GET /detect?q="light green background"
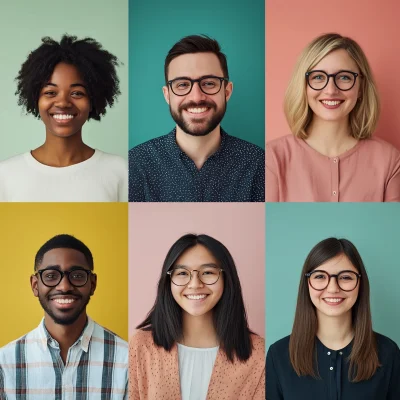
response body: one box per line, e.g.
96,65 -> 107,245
129,0 -> 265,149
0,0 -> 128,161
266,203 -> 400,350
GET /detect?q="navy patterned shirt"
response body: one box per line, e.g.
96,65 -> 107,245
129,129 -> 265,202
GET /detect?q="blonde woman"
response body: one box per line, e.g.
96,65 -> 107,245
266,33 -> 400,202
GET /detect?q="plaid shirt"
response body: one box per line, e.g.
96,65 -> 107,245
0,317 -> 128,400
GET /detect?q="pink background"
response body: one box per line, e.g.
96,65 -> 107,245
266,0 -> 400,149
128,203 -> 265,338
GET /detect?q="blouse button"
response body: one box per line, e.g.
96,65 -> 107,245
330,367 -> 334,371
333,158 -> 338,163
327,352 -> 331,355
333,191 -> 337,196
339,352 -> 343,355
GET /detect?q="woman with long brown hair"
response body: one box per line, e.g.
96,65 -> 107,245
266,238 -> 400,399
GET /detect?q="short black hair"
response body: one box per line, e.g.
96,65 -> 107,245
16,34 -> 121,121
34,234 -> 94,270
164,35 -> 229,84
137,233 -> 253,362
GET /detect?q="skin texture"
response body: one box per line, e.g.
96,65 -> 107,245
38,62 -> 91,139
162,52 -> 233,137
308,254 -> 360,320
30,247 -> 97,363
171,244 -> 224,319
306,49 -> 361,126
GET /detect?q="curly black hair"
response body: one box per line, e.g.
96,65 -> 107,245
15,34 -> 121,121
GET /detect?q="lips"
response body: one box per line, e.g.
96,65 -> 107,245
323,297 -> 345,306
184,294 -> 209,301
319,99 -> 344,109
50,295 -> 80,309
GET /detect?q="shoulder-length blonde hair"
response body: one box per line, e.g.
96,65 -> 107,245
284,33 -> 380,139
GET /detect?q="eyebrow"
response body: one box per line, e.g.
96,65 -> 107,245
43,82 -> 87,89
38,265 -> 89,271
169,75 -> 221,81
174,263 -> 219,269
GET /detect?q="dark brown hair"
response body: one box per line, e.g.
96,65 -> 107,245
289,237 -> 380,382
164,35 -> 229,84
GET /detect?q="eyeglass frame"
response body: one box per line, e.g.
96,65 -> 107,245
305,70 -> 361,91
305,269 -> 361,292
34,267 -> 95,288
167,75 -> 229,96
167,266 -> 224,286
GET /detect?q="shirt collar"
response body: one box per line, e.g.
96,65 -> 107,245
316,336 -> 353,356
168,127 -> 229,158
38,316 -> 95,353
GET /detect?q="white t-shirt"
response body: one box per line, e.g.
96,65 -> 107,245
0,150 -> 128,202
177,343 -> 219,400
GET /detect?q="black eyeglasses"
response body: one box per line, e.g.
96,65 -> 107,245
35,267 -> 94,287
167,266 -> 224,286
305,270 -> 361,291
168,76 -> 228,96
305,70 -> 360,91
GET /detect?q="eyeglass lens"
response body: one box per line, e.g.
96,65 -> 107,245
40,269 -> 89,287
170,77 -> 222,95
170,266 -> 221,285
307,71 -> 356,90
308,271 -> 359,291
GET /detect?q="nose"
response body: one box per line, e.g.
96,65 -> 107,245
187,270 -> 204,289
55,92 -> 72,108
326,276 -> 340,293
187,81 -> 207,102
323,76 -> 339,94
55,273 -> 74,291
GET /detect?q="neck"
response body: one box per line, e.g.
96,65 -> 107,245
181,311 -> 219,348
32,132 -> 94,167
44,312 -> 88,363
316,310 -> 354,350
175,125 -> 221,170
305,118 -> 358,157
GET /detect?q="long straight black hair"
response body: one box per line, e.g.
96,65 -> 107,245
136,233 -> 253,362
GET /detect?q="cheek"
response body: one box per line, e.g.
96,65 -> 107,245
170,283 -> 181,303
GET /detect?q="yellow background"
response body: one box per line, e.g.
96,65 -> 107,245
0,203 -> 128,346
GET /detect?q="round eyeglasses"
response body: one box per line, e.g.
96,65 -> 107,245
167,266 -> 223,286
305,70 -> 360,91
168,76 -> 228,96
305,270 -> 361,292
35,268 -> 93,287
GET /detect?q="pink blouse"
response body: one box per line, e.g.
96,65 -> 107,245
266,135 -> 400,202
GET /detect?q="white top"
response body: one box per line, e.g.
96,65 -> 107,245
177,343 -> 219,400
0,150 -> 128,202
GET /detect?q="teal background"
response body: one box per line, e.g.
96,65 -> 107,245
266,203 -> 400,350
129,0 -> 265,149
0,0 -> 128,161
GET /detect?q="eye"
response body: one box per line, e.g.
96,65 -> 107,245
340,274 -> 355,281
201,80 -> 217,88
312,75 -> 325,81
313,274 -> 327,280
71,91 -> 86,98
43,91 -> 57,96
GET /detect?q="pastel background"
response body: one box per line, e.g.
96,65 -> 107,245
129,203 -> 265,337
129,0 -> 265,149
266,203 -> 400,350
266,0 -> 400,150
0,0 -> 128,161
0,203 -> 128,346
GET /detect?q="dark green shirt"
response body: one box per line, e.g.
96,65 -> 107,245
128,129 -> 265,202
266,333 -> 400,400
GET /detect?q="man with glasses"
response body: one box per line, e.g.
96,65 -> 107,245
129,34 -> 265,202
0,234 -> 128,399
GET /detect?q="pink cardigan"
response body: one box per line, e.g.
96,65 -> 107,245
129,330 -> 265,399
266,134 -> 400,202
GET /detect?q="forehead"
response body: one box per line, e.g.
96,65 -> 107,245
312,49 -> 359,73
48,62 -> 84,83
40,248 -> 88,269
168,52 -> 223,80
313,254 -> 358,274
174,244 -> 219,269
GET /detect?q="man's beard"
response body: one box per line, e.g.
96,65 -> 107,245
39,292 -> 90,326
170,100 -> 227,137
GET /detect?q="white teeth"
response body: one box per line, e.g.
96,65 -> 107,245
52,114 -> 74,120
186,294 -> 207,300
324,298 -> 343,303
187,107 -> 208,114
53,298 -> 75,304
321,100 -> 342,106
